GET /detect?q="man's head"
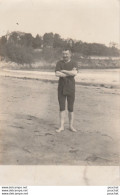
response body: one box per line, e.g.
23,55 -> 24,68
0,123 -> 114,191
62,49 -> 71,62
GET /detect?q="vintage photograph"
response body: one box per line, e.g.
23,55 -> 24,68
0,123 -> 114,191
0,0 -> 120,167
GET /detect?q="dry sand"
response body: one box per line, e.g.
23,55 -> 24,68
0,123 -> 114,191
0,74 -> 120,165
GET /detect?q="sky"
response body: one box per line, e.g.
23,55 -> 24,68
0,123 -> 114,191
0,0 -> 119,46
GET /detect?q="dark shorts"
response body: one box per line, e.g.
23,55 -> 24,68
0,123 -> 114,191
58,87 -> 75,112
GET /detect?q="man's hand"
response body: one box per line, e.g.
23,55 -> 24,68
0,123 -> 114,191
55,71 -> 67,77
61,68 -> 77,76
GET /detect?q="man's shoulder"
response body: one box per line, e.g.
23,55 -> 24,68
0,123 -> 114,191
56,60 -> 64,65
56,60 -> 64,69
55,60 -> 64,71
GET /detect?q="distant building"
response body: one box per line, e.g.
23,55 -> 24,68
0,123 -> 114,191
109,42 -> 120,49
88,56 -> 120,60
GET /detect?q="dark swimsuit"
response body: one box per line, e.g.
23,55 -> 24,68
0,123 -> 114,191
55,60 -> 78,112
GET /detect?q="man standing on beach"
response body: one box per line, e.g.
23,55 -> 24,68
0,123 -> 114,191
55,49 -> 78,133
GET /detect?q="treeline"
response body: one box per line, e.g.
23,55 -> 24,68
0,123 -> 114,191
0,31 -> 120,65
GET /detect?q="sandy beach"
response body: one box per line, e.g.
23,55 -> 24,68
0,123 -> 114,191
0,70 -> 120,165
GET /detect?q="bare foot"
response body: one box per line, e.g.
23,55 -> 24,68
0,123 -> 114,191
69,126 -> 77,132
56,127 -> 64,133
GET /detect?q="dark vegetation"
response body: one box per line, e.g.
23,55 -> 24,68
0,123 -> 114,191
0,31 -> 120,69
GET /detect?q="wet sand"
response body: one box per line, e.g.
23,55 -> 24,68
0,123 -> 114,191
0,76 -> 120,165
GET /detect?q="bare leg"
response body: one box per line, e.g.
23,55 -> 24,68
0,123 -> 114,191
68,112 -> 77,132
56,111 -> 65,133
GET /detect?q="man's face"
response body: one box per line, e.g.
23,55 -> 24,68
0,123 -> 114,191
62,50 -> 71,62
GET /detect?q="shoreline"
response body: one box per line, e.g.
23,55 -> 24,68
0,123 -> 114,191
0,68 -> 120,89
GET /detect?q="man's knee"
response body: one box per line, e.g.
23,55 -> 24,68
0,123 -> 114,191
67,95 -> 74,112
58,98 -> 66,111
68,107 -> 73,112
60,109 -> 65,112
68,101 -> 74,112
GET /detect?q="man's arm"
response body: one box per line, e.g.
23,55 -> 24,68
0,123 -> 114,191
61,68 -> 78,76
55,71 -> 67,77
